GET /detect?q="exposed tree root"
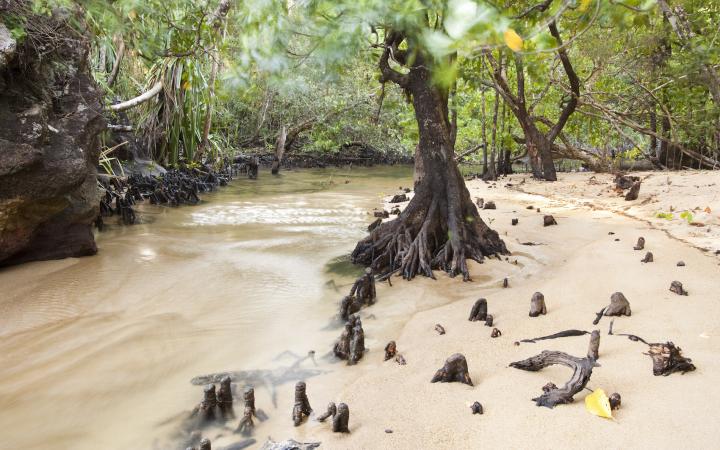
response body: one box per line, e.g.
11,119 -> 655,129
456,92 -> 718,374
352,189 -> 507,281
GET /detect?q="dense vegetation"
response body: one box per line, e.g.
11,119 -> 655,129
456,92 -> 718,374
5,0 -> 719,172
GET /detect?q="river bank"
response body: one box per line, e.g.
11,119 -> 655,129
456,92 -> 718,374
1,168 -> 718,449
295,170 -> 719,449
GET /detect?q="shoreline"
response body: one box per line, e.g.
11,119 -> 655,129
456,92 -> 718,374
277,170 -> 720,449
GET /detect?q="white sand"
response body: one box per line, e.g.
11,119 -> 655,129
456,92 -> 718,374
273,170 -> 720,449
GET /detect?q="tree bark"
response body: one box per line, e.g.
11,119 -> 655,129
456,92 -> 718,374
352,38 -> 507,281
107,34 -> 124,87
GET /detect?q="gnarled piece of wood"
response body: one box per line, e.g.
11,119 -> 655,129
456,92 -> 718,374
509,350 -> 598,408
431,353 -> 473,386
646,342 -> 696,376
529,292 -> 547,317
332,403 -> 350,433
468,298 -> 488,322
316,402 -> 336,422
292,382 -> 312,426
608,322 -> 696,376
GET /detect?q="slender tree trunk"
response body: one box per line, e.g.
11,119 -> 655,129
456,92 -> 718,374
486,88 -> 499,180
481,90 -> 488,174
352,60 -> 507,281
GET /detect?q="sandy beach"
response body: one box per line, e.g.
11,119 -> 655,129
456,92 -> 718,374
278,170 -> 720,449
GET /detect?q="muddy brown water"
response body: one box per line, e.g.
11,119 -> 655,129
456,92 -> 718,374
0,166 -> 413,450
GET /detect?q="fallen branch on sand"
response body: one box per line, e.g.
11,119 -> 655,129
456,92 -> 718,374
608,320 -> 696,376
510,338 -> 599,408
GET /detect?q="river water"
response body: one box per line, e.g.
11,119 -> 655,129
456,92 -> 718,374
0,166 -> 413,450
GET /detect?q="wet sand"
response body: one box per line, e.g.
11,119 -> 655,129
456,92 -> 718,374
1,168 -> 719,449
298,171 -> 720,449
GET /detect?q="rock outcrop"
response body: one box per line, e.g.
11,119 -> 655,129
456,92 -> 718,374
0,4 -> 105,266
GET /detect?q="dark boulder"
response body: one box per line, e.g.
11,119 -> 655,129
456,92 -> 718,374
0,6 -> 105,266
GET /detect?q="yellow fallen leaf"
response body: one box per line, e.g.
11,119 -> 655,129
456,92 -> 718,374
579,0 -> 592,12
504,29 -> 523,52
585,388 -> 613,419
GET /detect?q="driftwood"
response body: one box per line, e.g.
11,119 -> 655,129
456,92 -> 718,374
316,402 -> 336,422
332,403 -> 350,433
350,268 -> 376,306
543,215 -> 557,227
641,252 -> 654,263
470,402 -> 483,414
217,376 -> 235,420
593,292 -> 631,325
670,281 -> 688,296
333,315 -> 365,365
529,292 -> 547,317
491,328 -> 502,338
431,353 -> 473,386
485,315 -> 494,327
633,237 -> 645,250
609,393 -> 621,410
625,181 -> 641,201
483,201 -> 496,210
384,341 -> 397,361
510,345 -> 599,408
468,298 -> 488,322
292,382 -> 312,426
517,329 -> 589,344
435,324 -> 446,335
609,321 -> 696,375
